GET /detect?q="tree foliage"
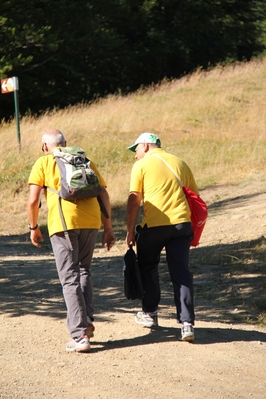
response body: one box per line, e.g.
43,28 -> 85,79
0,0 -> 265,120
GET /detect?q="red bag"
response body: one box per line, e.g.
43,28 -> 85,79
182,186 -> 208,247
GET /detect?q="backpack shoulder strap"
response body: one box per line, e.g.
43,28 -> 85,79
58,197 -> 73,251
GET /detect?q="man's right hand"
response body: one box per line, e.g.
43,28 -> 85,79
126,231 -> 136,247
30,228 -> 43,248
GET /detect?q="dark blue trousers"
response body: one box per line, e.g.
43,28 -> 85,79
136,222 -> 195,325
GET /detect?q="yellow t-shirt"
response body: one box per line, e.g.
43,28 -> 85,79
129,148 -> 199,228
28,152 -> 106,236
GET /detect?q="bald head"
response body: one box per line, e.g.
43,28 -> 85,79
41,129 -> 66,154
42,129 -> 66,147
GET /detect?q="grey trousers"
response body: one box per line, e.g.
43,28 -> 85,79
50,228 -> 98,338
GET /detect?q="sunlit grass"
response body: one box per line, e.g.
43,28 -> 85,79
1,57 -> 266,234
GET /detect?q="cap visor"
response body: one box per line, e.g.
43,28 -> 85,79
127,144 -> 137,152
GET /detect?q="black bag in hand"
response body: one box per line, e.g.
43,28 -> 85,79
123,245 -> 144,300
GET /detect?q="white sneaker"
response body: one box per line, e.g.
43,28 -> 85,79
180,324 -> 195,342
135,311 -> 158,328
66,334 -> 90,352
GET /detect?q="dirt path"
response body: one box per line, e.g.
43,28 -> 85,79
0,181 -> 266,399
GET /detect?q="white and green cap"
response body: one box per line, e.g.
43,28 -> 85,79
127,132 -> 161,152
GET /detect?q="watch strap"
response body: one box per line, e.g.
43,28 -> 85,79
28,224 -> 38,231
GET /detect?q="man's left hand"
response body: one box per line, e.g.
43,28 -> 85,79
102,228 -> 116,251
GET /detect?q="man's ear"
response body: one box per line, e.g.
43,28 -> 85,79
144,143 -> 150,153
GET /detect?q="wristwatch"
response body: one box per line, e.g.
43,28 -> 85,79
28,224 -> 38,230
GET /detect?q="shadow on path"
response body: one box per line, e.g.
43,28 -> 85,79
87,326 -> 266,353
0,194 -> 266,343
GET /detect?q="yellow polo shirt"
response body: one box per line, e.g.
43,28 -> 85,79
28,151 -> 106,236
129,148 -> 199,228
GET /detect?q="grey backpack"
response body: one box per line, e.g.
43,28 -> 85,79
46,146 -> 108,250
49,146 -> 102,200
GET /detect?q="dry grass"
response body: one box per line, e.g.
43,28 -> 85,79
1,57 -> 266,234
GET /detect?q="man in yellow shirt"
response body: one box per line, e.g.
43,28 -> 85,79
126,132 -> 198,342
28,128 -> 115,352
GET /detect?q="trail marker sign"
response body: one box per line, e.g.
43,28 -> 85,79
1,77 -> 19,93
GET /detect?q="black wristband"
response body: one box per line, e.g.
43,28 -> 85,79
28,224 -> 38,231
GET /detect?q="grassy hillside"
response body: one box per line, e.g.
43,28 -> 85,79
1,57 -> 266,235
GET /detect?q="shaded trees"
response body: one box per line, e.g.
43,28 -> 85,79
0,0 -> 265,120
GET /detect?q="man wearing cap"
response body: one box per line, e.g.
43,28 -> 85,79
126,132 -> 199,341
